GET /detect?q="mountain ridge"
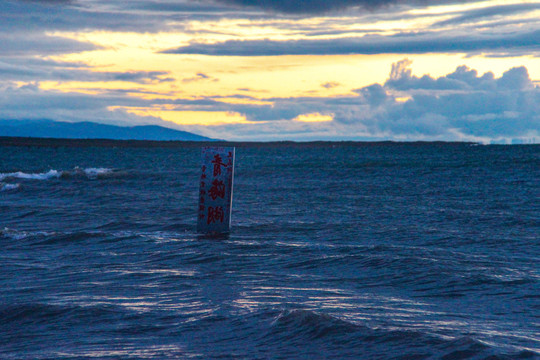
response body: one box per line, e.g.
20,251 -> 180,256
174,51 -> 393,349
0,120 -> 215,141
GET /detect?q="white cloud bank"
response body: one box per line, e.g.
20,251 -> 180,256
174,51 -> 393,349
0,60 -> 538,143
180,61 -> 539,143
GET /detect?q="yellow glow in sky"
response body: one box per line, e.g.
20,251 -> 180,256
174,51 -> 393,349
39,0 -> 540,129
293,113 -> 334,122
109,107 -> 255,126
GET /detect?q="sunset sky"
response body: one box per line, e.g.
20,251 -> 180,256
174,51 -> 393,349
1,0 -> 539,142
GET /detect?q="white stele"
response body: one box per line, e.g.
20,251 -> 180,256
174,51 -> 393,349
197,147 -> 235,234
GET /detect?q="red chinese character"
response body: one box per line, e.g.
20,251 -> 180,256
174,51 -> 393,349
211,154 -> 226,176
208,179 -> 225,200
200,181 -> 205,188
207,206 -> 224,224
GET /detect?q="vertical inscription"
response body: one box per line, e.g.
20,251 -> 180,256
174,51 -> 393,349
197,147 -> 235,233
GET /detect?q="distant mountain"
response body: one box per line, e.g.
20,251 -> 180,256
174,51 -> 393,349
0,119 -> 215,141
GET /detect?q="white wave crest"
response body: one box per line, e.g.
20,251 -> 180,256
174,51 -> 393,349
1,227 -> 54,240
0,168 -> 115,181
82,167 -> 114,179
1,227 -> 28,240
0,170 -> 60,181
0,183 -> 20,191
64,167 -> 115,179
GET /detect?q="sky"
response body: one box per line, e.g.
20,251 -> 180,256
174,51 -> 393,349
0,0 -> 539,142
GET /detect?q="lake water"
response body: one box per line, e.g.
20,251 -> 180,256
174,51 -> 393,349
1,142 -> 538,359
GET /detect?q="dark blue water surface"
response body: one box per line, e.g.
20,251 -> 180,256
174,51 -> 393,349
1,142 -> 538,359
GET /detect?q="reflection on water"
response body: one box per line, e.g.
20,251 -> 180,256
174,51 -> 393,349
1,143 -> 538,359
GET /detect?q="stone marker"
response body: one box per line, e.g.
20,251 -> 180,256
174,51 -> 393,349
197,147 -> 235,234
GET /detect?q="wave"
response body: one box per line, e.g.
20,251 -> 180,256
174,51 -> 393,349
1,228 -> 55,241
1,227 -> 30,240
0,182 -> 20,191
264,309 -> 534,359
270,309 -> 359,341
60,167 -> 115,179
0,169 -> 60,181
0,167 -> 115,181
0,302 -> 125,327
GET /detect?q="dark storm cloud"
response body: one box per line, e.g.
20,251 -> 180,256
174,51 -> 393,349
0,0 -> 180,33
5,0 -> 470,17
123,1 -> 233,14
209,0 -> 469,14
0,34 -> 100,56
0,56 -> 174,84
16,0 -> 72,3
162,30 -> 540,56
433,3 -> 540,27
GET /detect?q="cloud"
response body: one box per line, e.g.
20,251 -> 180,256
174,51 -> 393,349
354,63 -> 539,141
386,59 -> 497,91
0,0 -> 185,33
386,60 -> 537,93
3,0 -> 539,59
163,30 -> 540,56
0,34 -> 100,56
112,71 -> 175,84
432,3 -> 540,27
123,1 -> 233,14
16,0 -> 72,3
175,61 -> 539,142
1,0 -> 539,143
496,67 -> 535,90
321,82 -> 340,89
208,0 -> 470,14
182,72 -> 218,83
3,0 -> 472,18
0,58 -> 174,84
0,82 -> 190,130
1,61 -> 538,143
